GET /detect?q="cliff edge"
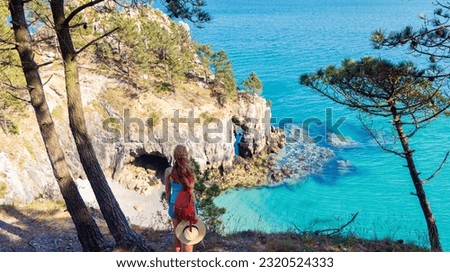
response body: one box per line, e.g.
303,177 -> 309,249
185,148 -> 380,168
0,6 -> 285,206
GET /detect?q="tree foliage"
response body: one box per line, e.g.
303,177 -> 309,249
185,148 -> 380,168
195,43 -> 213,81
89,6 -> 197,91
371,1 -> 450,75
301,57 -> 449,121
191,159 -> 226,234
209,49 -> 237,105
161,0 -> 211,28
0,4 -> 21,83
0,1 -> 27,135
242,71 -> 263,95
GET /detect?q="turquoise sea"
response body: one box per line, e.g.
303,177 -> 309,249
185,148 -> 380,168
190,0 -> 450,250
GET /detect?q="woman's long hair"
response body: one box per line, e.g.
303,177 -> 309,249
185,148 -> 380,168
171,144 -> 193,185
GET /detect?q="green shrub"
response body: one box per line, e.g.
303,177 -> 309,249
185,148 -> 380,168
146,111 -> 161,128
0,181 -> 7,198
191,159 -> 226,234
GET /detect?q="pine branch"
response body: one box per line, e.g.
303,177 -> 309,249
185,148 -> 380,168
75,27 -> 119,55
0,81 -> 30,103
313,212 -> 359,236
4,89 -> 30,103
436,1 -> 450,10
359,116 -> 406,158
422,151 -> 449,184
401,104 -> 450,125
25,15 -> 41,29
64,0 -> 105,26
69,22 -> 87,29
405,113 -> 420,138
0,38 -> 19,47
37,60 -> 55,68
0,60 -> 22,69
42,74 -> 53,87
0,47 -> 15,51
32,35 -> 55,45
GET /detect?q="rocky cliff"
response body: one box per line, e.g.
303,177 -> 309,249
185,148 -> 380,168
0,5 -> 290,205
0,61 -> 285,204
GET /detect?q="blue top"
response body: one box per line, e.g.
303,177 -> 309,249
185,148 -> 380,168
168,181 -> 198,220
168,182 -> 183,219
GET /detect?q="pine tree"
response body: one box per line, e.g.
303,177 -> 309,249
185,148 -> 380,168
242,71 -> 263,95
301,57 -> 450,251
49,0 -> 153,251
8,0 -> 109,251
196,43 -> 214,82
3,0 -> 212,251
162,0 -> 211,28
101,7 -> 197,91
210,49 -> 237,105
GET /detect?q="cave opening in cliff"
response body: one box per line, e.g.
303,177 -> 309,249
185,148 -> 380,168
132,152 -> 170,180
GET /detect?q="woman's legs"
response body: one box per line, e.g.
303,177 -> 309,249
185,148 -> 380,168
172,219 -> 181,252
183,244 -> 193,252
173,219 -> 194,252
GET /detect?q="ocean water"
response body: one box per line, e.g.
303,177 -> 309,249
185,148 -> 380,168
190,0 -> 450,250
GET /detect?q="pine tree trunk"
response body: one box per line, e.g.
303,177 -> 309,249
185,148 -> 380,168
8,0 -> 108,251
390,103 -> 442,251
49,0 -> 151,251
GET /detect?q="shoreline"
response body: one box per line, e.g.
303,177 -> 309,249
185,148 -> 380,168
84,126 -> 337,231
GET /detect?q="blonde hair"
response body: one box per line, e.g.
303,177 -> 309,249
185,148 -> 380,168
171,144 -> 193,185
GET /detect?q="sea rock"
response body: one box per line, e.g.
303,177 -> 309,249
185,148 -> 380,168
337,160 -> 354,174
270,125 -> 335,182
328,133 -> 359,148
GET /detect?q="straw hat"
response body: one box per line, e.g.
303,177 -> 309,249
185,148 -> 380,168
175,219 -> 206,245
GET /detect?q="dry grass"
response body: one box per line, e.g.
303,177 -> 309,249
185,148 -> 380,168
0,201 -> 83,252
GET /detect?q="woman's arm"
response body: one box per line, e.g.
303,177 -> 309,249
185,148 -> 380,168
188,174 -> 198,219
164,167 -> 172,203
187,174 -> 195,194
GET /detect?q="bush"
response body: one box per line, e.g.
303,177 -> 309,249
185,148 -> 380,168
191,159 -> 226,234
0,181 -> 7,199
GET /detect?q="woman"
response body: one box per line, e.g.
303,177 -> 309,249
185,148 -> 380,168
165,144 -> 196,252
